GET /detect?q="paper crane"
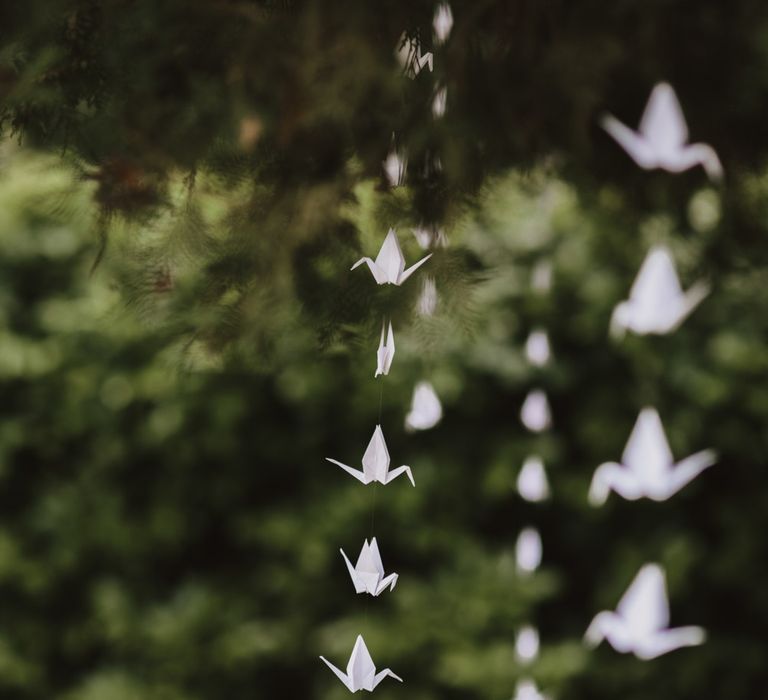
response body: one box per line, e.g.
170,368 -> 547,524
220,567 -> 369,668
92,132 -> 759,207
326,425 -> 415,487
395,31 -> 433,78
416,276 -> 438,317
517,456 -> 550,503
405,381 -> 442,431
340,538 -> 398,596
520,390 -> 552,433
375,320 -> 395,377
585,563 -> 706,659
601,82 -> 723,180
513,678 -> 550,700
320,635 -> 403,692
383,143 -> 407,187
610,245 -> 709,337
588,407 -> 715,505
352,229 -> 432,285
412,225 -> 448,250
515,527 -> 542,575
433,3 -> 453,44
432,83 -> 448,118
515,625 -> 540,664
525,329 -> 551,367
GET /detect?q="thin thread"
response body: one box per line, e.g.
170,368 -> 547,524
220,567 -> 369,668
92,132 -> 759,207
371,381 -> 383,537
365,381 -> 385,629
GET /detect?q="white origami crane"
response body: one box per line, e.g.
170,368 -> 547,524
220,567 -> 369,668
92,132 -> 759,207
584,563 -> 706,659
513,678 -> 550,700
515,625 -> 540,664
383,144 -> 407,187
416,276 -> 438,317
531,260 -> 553,294
352,229 -> 432,286
395,32 -> 433,78
320,635 -> 403,692
433,3 -> 453,44
601,82 -> 723,180
610,245 -> 709,337
326,425 -> 415,487
340,538 -> 398,596
588,407 -> 716,505
432,84 -> 447,118
517,456 -> 550,503
515,527 -> 542,575
525,330 -> 551,367
520,390 -> 552,433
412,225 -> 448,250
405,381 -> 443,431
375,320 -> 395,377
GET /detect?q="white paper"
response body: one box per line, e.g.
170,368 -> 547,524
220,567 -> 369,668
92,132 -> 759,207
352,229 -> 432,286
375,320 -> 396,377
517,456 -> 550,503
383,142 -> 407,188
327,425 -> 415,487
412,225 -> 448,250
585,563 -> 706,659
320,635 -> 403,692
395,32 -> 434,78
525,330 -> 551,367
405,381 -> 443,431
416,276 -> 438,317
433,3 -> 453,44
513,678 -> 550,700
601,82 -> 722,180
432,84 -> 447,119
588,407 -> 716,505
340,538 -> 398,596
515,625 -> 540,664
610,245 -> 709,337
520,390 -> 552,433
515,527 -> 542,575
531,260 -> 553,294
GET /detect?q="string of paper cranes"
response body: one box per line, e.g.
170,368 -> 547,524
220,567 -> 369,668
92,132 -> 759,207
320,2 -> 721,693
320,6 -> 452,686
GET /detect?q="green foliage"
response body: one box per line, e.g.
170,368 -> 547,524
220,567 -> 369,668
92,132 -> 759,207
2,2 -> 768,698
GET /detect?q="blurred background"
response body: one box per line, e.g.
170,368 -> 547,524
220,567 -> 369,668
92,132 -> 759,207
1,1 -> 768,698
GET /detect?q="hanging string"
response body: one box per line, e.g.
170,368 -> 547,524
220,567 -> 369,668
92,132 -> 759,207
370,380 -> 384,538
364,379 -> 386,628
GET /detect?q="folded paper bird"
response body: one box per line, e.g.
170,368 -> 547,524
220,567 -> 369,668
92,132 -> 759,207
340,538 -> 398,596
375,320 -> 395,377
584,563 -> 705,659
326,425 -> 415,486
520,390 -> 552,433
517,456 -> 550,503
395,31 -> 433,78
352,229 -> 432,285
601,82 -> 722,180
320,635 -> 403,692
405,381 -> 442,431
383,144 -> 407,187
416,276 -> 438,317
515,625 -> 540,664
610,245 -> 709,337
412,225 -> 447,250
513,678 -> 550,700
525,329 -> 551,367
588,407 -> 715,505
515,527 -> 542,575
432,84 -> 447,119
433,3 -> 453,44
